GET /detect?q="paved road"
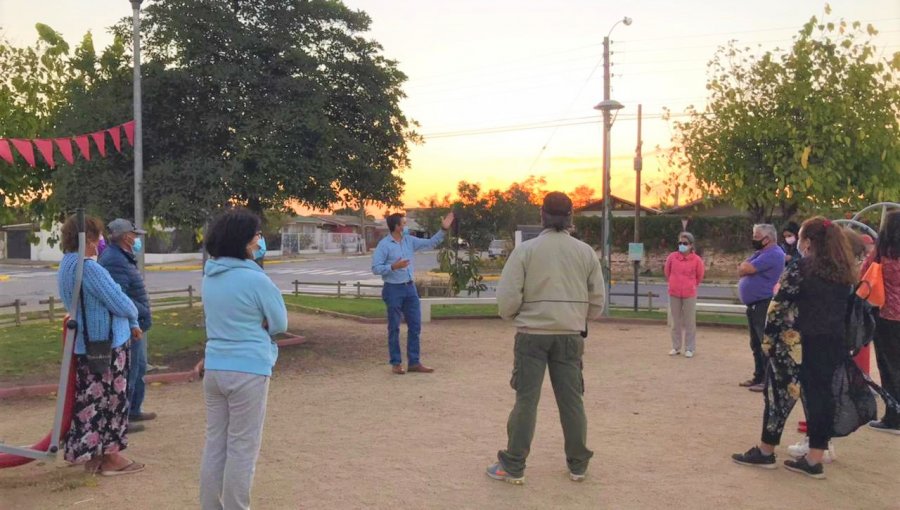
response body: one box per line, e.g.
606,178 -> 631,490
1,253 -> 742,312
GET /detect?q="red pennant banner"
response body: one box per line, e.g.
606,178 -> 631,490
11,139 -> 36,167
0,139 -> 13,165
0,120 -> 133,168
123,121 -> 135,147
55,138 -> 75,165
108,125 -> 122,153
74,135 -> 92,161
90,131 -> 107,157
33,139 -> 56,168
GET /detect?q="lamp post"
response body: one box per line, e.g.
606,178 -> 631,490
130,0 -> 145,273
593,16 -> 631,317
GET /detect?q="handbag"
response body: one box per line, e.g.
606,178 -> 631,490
845,283 -> 877,356
80,287 -> 113,374
856,260 -> 885,308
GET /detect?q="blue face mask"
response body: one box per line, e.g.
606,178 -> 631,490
132,237 -> 143,253
678,244 -> 689,254
402,226 -> 410,236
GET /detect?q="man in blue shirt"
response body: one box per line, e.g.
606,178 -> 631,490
737,223 -> 785,392
372,211 -> 454,374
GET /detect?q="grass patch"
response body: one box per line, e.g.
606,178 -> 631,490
0,307 -> 206,379
284,295 -> 386,318
609,308 -> 746,325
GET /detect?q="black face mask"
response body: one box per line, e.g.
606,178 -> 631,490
752,239 -> 766,250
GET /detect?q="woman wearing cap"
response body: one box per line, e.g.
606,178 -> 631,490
664,232 -> 704,358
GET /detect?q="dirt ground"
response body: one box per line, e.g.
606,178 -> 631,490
1,312 -> 898,510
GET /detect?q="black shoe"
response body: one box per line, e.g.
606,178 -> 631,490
128,423 -> 146,434
732,446 -> 777,469
868,420 -> 900,435
784,456 -> 825,479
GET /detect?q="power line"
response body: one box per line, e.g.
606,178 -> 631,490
422,113 -> 684,139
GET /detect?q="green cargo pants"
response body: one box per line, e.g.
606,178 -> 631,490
497,332 -> 593,477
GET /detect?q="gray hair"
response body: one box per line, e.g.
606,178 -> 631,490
753,224 -> 778,242
679,231 -> 695,245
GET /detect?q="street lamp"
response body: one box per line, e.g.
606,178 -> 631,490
130,0 -> 145,273
593,16 -> 631,317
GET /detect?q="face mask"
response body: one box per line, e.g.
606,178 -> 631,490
132,237 -> 143,253
678,244 -> 690,254
402,226 -> 410,236
784,236 -> 796,245
752,239 -> 765,250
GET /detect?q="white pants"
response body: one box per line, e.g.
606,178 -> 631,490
200,370 -> 270,510
668,296 -> 697,352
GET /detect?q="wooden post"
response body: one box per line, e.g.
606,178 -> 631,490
14,299 -> 21,326
647,291 -> 653,312
48,296 -> 56,322
337,281 -> 342,298
355,281 -> 361,298
293,280 -> 299,296
187,285 -> 194,308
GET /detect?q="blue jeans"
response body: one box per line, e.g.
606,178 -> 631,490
382,282 -> 421,366
128,335 -> 147,417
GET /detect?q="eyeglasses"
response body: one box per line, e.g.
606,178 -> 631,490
678,241 -> 690,246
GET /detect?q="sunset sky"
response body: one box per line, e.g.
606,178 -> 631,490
2,0 -> 898,211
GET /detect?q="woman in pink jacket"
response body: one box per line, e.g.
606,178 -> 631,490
665,232 -> 705,358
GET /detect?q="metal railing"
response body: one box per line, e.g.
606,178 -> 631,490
0,286 -> 198,328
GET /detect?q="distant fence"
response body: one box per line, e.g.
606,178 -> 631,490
0,286 -> 198,328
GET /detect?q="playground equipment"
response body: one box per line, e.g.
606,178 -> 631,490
0,210 -> 87,468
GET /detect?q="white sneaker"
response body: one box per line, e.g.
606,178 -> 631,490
668,349 -> 680,356
787,437 -> 836,464
685,351 -> 694,358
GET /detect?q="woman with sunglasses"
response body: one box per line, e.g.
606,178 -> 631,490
664,232 -> 705,358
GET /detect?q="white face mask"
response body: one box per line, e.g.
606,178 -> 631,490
784,236 -> 796,245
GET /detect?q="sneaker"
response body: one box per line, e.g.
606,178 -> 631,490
731,446 -> 777,469
486,463 -> 524,485
739,378 -> 759,387
669,349 -> 680,356
786,437 -> 836,464
569,471 -> 586,482
784,456 -> 825,479
748,383 -> 765,392
868,420 -> 900,435
684,351 -> 694,358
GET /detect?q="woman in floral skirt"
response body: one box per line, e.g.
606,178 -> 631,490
57,214 -> 144,476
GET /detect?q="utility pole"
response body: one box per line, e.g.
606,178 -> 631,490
601,35 -> 612,316
633,104 -> 643,312
131,0 -> 145,273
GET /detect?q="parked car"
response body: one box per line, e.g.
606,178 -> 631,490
488,239 -> 511,259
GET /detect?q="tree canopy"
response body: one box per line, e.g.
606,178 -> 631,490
667,10 -> 900,221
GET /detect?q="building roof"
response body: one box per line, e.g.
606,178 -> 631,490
576,195 -> 661,214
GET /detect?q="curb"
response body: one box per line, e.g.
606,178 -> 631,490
0,334 -> 307,400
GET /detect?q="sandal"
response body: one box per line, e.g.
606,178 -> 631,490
100,460 -> 146,477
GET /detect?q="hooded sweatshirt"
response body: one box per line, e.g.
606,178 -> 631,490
202,257 -> 288,376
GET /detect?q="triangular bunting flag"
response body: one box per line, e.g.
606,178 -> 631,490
74,135 -> 92,161
0,139 -> 13,165
90,131 -> 107,157
55,138 -> 75,165
11,139 -> 36,167
108,125 -> 122,153
123,121 -> 135,146
34,139 -> 56,168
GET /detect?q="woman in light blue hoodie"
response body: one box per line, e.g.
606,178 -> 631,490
199,208 -> 287,510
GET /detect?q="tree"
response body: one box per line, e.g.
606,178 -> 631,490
415,194 -> 452,235
0,25 -> 75,224
667,10 -> 900,221
569,185 -> 596,210
34,0 -> 416,230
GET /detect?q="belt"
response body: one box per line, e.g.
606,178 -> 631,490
386,280 -> 414,285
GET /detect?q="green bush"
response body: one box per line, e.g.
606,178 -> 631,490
573,215 -> 755,253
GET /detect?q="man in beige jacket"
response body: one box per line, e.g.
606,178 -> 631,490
486,191 -> 605,485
